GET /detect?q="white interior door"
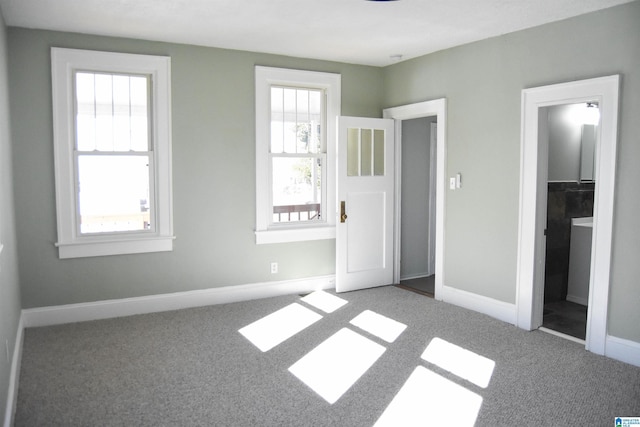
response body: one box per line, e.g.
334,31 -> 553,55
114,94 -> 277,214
336,116 -> 395,292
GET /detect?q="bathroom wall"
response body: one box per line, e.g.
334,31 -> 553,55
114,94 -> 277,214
544,181 -> 594,303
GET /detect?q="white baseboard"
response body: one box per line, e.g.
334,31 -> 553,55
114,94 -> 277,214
22,275 -> 335,328
566,294 -> 588,306
3,315 -> 23,427
441,285 -> 517,325
606,335 -> 640,367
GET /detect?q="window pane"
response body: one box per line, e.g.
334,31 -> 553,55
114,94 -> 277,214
271,87 -> 323,155
296,90 -> 309,153
297,89 -> 309,117
283,88 -> 297,153
347,128 -> 359,176
309,90 -> 322,153
77,155 -> 151,234
296,123 -> 311,153
129,76 -> 149,151
76,73 -> 96,151
112,75 -> 131,151
94,74 -> 114,151
272,157 -> 322,223
361,128 -> 372,176
270,87 -> 284,153
374,129 -> 385,176
75,72 -> 149,152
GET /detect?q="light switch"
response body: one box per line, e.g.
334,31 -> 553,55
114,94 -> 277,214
449,177 -> 456,190
456,173 -> 462,189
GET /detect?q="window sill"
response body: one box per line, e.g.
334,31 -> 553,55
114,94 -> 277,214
56,235 -> 175,259
255,226 -> 336,244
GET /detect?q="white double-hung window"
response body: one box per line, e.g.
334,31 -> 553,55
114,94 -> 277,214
51,48 -> 173,258
255,66 -> 341,244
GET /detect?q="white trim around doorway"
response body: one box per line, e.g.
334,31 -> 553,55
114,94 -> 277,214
383,99 -> 447,301
515,75 -> 620,355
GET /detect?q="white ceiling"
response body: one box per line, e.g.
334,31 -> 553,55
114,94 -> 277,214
0,0 -> 634,66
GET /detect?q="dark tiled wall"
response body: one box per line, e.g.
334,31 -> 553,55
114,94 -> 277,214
544,182 -> 595,303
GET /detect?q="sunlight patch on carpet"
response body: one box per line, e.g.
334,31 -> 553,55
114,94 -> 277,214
374,366 -> 482,427
349,310 -> 407,343
421,337 -> 495,388
300,290 -> 348,313
289,328 -> 385,404
239,303 -> 322,352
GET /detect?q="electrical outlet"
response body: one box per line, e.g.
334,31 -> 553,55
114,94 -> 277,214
270,262 -> 278,274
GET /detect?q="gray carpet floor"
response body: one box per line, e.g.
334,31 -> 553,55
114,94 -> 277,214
14,286 -> 640,426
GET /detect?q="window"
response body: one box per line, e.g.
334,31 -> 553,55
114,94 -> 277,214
255,66 -> 341,244
51,48 -> 173,258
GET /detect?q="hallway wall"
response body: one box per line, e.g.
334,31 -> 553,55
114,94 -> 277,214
400,116 -> 436,280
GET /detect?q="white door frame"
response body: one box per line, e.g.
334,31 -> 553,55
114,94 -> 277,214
383,99 -> 447,300
516,75 -> 619,355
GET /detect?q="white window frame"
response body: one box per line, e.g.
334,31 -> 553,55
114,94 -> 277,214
255,66 -> 340,244
51,48 -> 173,258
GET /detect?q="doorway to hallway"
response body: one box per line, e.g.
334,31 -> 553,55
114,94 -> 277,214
383,98 -> 447,302
397,116 -> 437,298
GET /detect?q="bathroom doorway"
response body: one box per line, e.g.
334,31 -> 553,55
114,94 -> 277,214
516,75 -> 619,356
540,103 -> 598,341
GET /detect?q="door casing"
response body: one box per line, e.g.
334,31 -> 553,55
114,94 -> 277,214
516,75 -> 619,355
383,99 -> 447,300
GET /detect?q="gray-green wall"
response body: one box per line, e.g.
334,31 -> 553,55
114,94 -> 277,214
0,9 -> 22,422
8,28 -> 384,309
383,1 -> 640,342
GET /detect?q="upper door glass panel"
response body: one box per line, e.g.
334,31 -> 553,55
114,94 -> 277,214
347,127 -> 385,176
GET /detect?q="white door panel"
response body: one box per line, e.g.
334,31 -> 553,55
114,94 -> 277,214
347,191 -> 386,272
